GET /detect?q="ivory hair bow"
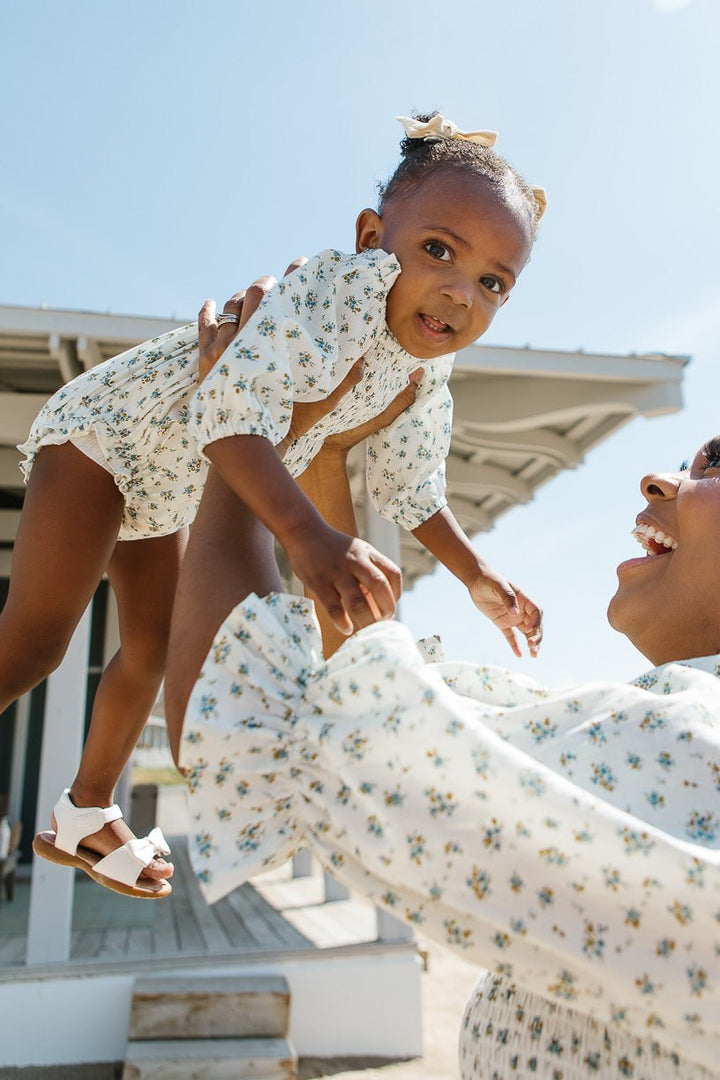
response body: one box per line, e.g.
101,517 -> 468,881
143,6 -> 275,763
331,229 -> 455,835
396,114 -> 547,220
396,114 -> 498,147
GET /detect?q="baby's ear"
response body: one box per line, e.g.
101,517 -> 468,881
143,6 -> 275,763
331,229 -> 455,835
355,208 -> 383,253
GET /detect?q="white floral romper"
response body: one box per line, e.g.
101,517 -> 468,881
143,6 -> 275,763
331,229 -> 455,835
181,593 -> 720,1077
19,250 -> 453,539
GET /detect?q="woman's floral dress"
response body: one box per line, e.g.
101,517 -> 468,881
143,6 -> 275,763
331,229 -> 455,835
18,250 -> 452,538
181,593 -> 720,1077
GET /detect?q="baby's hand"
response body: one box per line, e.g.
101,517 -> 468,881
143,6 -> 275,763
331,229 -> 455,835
468,566 -> 543,659
285,524 -> 402,636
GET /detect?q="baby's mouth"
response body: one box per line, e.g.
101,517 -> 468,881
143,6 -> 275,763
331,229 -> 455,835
419,313 -> 453,335
632,523 -> 678,555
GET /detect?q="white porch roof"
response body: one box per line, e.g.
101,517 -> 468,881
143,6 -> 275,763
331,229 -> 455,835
0,303 -> 687,583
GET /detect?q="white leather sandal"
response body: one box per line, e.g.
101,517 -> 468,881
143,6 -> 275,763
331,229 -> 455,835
32,789 -> 172,899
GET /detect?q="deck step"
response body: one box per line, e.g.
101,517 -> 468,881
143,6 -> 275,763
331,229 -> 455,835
123,1036 -> 297,1079
129,975 -> 290,1040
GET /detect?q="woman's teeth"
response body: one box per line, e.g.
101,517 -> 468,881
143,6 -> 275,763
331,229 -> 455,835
632,523 -> 678,553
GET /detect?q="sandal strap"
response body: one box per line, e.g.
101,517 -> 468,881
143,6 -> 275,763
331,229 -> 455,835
92,827 -> 171,888
53,788 -> 123,856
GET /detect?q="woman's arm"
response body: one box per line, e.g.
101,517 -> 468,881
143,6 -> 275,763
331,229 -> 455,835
295,372 -> 421,656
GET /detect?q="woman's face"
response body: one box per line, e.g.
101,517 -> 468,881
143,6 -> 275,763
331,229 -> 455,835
608,434 -> 720,664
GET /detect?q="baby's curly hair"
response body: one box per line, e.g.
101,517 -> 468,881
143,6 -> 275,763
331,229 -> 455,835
378,112 -> 543,234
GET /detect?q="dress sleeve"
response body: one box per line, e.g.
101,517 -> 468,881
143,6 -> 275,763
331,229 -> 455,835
190,249 -> 400,455
365,361 -> 453,530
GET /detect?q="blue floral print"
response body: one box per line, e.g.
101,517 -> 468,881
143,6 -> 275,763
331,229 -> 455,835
19,251 -> 451,537
181,594 -> 720,1076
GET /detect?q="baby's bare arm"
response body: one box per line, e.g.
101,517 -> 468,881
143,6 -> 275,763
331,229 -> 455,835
413,507 -> 543,658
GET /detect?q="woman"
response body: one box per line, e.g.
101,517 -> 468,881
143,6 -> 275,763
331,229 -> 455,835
165,314 -> 720,1075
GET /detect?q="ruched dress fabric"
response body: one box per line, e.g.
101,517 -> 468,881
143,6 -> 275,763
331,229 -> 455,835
18,249 -> 452,539
181,593 -> 720,1076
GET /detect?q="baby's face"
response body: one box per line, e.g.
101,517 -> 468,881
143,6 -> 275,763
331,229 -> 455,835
357,170 -> 533,360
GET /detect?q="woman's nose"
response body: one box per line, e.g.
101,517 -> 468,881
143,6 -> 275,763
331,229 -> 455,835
640,471 -> 680,501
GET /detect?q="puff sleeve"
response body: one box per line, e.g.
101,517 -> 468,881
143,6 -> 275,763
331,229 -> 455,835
190,249 -> 401,455
365,357 -> 454,530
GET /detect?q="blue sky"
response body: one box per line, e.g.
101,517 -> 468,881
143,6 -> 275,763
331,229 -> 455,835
2,0 -> 718,683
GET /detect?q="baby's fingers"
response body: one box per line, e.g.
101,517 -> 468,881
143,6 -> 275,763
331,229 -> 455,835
368,549 -> 403,603
510,585 -> 543,657
331,554 -> 400,633
499,625 -> 522,660
488,574 -> 520,618
339,566 -> 398,628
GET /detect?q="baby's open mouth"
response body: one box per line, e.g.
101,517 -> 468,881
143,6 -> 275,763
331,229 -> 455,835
419,314 -> 452,334
632,523 -> 677,555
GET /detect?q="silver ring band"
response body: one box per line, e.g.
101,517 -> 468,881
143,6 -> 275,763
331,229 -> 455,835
216,312 -> 240,326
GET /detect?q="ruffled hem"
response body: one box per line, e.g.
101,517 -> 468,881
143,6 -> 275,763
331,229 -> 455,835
460,973 -> 716,1079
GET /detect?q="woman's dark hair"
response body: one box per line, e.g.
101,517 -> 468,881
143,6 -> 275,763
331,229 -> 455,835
377,112 -> 543,234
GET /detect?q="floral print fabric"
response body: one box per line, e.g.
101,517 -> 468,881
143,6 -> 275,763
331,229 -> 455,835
18,324 -> 207,539
460,973 -> 716,1078
190,249 -> 453,530
181,593 -> 720,1073
19,250 -> 452,539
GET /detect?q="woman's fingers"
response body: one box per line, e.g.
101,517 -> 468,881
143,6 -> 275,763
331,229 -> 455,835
323,368 -> 423,451
198,298 -> 218,344
216,290 -> 246,348
200,259 -> 305,387
283,257 -> 308,277
282,360 -> 365,451
238,275 -> 276,329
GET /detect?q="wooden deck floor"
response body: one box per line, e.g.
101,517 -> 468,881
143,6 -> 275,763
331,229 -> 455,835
0,838 -> 377,970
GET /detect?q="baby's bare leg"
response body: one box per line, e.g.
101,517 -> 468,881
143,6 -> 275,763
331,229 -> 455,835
68,530 -> 187,880
164,469 -> 282,765
0,443 -> 123,710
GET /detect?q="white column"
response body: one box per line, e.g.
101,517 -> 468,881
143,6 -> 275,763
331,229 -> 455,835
292,849 -> 313,878
364,502 -> 402,604
323,869 -> 350,902
8,693 -> 30,820
26,605 -> 92,965
376,906 -> 415,942
103,589 -> 132,818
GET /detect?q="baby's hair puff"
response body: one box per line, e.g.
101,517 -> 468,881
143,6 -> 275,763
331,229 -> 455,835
378,111 -> 546,235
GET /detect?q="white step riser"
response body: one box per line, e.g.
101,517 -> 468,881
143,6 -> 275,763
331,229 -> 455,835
129,975 -> 290,1040
123,1037 -> 297,1080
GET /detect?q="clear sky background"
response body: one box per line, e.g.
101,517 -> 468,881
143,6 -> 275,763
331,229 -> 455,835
1,0 -> 718,685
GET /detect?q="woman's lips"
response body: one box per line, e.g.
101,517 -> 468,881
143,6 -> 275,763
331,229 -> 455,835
616,552 -> 669,574
617,522 -> 678,574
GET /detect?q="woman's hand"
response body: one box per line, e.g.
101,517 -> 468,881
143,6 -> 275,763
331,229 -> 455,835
197,258 -> 306,382
200,267 -> 423,453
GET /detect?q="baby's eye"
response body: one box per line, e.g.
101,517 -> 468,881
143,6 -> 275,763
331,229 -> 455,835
424,241 -> 451,262
480,275 -> 503,295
